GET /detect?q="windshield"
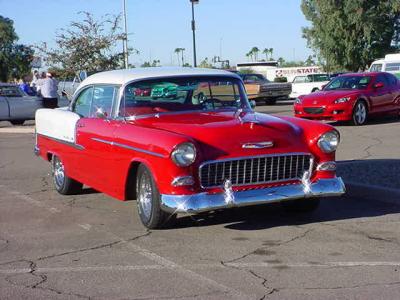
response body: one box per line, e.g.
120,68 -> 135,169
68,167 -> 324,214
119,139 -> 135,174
312,74 -> 330,82
240,74 -> 269,83
119,76 -> 249,119
324,76 -> 371,91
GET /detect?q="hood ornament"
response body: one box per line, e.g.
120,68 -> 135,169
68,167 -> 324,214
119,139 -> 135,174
242,141 -> 274,149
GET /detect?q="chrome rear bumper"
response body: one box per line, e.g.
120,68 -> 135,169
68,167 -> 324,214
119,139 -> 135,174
160,177 -> 345,214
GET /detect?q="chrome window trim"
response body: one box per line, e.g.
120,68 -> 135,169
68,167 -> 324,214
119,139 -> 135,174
198,152 -> 314,189
91,137 -> 165,158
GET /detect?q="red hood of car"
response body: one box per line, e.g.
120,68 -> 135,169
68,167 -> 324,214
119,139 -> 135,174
131,111 -> 308,160
299,90 -> 360,105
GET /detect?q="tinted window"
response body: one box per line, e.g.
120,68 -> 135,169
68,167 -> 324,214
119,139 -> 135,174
73,87 -> 93,117
370,64 -> 382,72
243,74 -> 268,83
293,76 -> 309,83
89,86 -> 118,118
325,76 -> 371,90
0,86 -> 25,97
385,63 -> 400,72
312,74 -> 330,82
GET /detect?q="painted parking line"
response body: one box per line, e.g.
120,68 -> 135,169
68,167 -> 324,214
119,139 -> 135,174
2,261 -> 400,275
0,127 -> 35,134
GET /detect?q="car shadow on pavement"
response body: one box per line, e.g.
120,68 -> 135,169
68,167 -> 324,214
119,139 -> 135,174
174,159 -> 400,230
332,114 -> 400,127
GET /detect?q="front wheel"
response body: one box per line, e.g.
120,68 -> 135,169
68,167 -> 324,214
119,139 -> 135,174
264,98 -> 277,105
52,155 -> 83,195
136,165 -> 175,229
352,101 -> 368,125
282,198 -> 320,212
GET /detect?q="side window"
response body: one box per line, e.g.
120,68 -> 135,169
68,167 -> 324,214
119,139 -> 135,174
370,64 -> 382,72
89,85 -> 117,118
73,87 -> 93,117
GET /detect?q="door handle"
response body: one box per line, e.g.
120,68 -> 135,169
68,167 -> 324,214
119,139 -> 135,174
77,123 -> 85,128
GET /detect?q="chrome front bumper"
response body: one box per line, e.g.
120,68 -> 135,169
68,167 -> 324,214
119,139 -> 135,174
160,177 -> 345,214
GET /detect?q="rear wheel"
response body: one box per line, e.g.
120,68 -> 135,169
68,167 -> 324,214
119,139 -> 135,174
52,155 -> 83,195
136,164 -> 175,229
311,88 -> 319,93
10,120 -> 25,125
352,101 -> 368,125
282,198 -> 320,212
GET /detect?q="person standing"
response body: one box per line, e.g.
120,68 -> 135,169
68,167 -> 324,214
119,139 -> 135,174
40,72 -> 59,108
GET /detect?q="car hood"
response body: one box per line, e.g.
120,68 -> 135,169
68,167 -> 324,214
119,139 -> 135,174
131,111 -> 308,160
299,90 -> 360,105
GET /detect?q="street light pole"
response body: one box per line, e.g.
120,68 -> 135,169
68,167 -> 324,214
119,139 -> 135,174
190,0 -> 199,67
122,0 -> 129,69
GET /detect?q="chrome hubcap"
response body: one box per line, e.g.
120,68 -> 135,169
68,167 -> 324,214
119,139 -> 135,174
355,103 -> 366,124
53,158 -> 65,188
138,173 -> 153,220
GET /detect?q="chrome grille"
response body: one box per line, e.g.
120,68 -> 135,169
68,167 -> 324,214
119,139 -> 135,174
199,154 -> 312,188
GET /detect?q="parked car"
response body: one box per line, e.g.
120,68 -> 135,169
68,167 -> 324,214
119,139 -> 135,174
294,72 -> 400,125
238,73 -> 292,105
35,67 -> 345,229
369,53 -> 400,79
150,83 -> 178,99
290,73 -> 331,98
0,83 -> 69,125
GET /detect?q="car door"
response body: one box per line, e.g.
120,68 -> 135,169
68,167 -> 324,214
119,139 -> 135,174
369,74 -> 392,112
73,85 -> 120,196
6,87 -> 42,119
384,73 -> 400,111
0,93 -> 9,120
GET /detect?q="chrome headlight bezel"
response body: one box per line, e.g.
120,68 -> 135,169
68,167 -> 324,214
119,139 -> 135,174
317,130 -> 340,153
334,97 -> 350,104
171,142 -> 197,167
294,98 -> 302,104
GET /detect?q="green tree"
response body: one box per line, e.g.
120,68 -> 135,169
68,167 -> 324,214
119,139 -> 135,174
199,57 -> 213,68
250,47 -> 260,61
0,16 -> 33,81
141,59 -> 161,67
174,48 -> 185,66
301,0 -> 400,71
36,12 -> 131,76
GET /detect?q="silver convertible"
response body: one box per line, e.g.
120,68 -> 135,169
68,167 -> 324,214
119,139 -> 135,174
0,83 -> 69,125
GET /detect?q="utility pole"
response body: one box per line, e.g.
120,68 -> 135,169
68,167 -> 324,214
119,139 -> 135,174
190,0 -> 199,67
122,0 -> 129,69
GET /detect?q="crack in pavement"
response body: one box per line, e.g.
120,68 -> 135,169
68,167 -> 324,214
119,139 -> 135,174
358,134 -> 383,159
220,228 -> 313,298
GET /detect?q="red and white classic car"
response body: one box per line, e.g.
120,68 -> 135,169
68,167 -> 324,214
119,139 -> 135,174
35,68 -> 345,228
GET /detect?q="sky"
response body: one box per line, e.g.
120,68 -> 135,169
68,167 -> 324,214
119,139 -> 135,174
0,0 -> 314,67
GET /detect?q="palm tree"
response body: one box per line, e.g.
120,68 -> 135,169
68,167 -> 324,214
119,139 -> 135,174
277,57 -> 285,66
262,48 -> 269,60
269,48 -> 274,60
174,48 -> 185,66
246,51 -> 253,61
251,47 -> 260,61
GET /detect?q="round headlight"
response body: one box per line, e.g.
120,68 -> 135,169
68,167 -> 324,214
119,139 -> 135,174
317,130 -> 340,153
171,142 -> 196,167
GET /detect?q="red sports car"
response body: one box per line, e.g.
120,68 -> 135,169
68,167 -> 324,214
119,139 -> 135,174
294,72 -> 400,125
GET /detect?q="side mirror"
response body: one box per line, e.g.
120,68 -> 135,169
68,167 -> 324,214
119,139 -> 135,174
250,100 -> 256,109
78,71 -> 88,82
374,82 -> 384,89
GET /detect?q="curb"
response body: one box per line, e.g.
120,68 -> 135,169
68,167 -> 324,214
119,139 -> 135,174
345,181 -> 400,206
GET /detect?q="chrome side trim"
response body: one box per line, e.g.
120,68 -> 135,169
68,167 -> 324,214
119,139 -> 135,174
91,137 -> 165,158
37,133 -> 85,150
160,177 -> 346,214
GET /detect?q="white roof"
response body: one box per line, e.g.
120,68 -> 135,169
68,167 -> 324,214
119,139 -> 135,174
80,67 -> 239,87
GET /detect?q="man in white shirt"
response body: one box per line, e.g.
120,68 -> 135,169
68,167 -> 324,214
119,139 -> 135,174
40,72 -> 59,108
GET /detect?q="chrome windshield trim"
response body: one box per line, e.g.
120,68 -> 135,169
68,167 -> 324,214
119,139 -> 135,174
91,137 -> 165,158
37,133 -> 85,150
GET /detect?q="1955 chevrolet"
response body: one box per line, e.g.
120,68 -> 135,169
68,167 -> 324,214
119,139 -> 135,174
35,67 -> 345,228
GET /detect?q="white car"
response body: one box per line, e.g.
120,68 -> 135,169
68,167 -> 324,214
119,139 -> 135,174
369,53 -> 400,79
290,74 -> 330,98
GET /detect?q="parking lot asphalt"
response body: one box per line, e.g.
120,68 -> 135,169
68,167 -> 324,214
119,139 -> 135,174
1,101 -> 400,299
